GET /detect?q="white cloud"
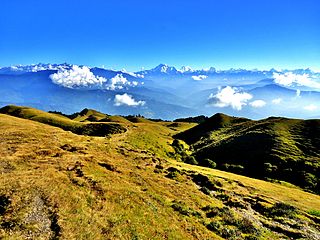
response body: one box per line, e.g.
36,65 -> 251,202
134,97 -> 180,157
50,65 -> 106,88
272,98 -> 282,104
106,74 -> 140,90
107,74 -> 128,90
249,100 -> 266,108
114,93 -> 145,107
296,89 -> 301,98
209,86 -> 252,110
192,75 -> 207,81
304,104 -> 317,111
273,72 -> 320,89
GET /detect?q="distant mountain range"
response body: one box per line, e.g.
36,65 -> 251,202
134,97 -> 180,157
0,63 -> 319,119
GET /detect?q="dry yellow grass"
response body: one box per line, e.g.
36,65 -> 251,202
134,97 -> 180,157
0,114 -> 219,239
0,113 -> 319,239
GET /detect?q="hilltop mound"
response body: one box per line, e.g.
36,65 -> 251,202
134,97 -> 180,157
0,105 -> 126,137
175,114 -> 320,193
124,116 -> 155,123
60,108 -> 132,124
72,108 -> 108,122
175,113 -> 250,144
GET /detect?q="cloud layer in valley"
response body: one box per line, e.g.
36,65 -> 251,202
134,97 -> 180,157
272,98 -> 282,104
304,104 -> 317,111
249,100 -> 266,108
114,93 -> 145,107
192,75 -> 207,81
273,72 -> 320,89
209,86 -> 253,110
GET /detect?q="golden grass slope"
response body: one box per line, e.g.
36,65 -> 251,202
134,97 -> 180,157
0,113 -> 319,239
0,105 -> 127,137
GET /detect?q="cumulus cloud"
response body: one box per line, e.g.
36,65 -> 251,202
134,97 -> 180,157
209,86 -> 252,110
50,65 -> 106,88
106,74 -> 140,90
304,104 -> 317,111
114,93 -> 145,107
192,75 -> 207,81
273,72 -> 320,89
272,98 -> 282,104
107,74 -> 128,90
249,100 -> 266,108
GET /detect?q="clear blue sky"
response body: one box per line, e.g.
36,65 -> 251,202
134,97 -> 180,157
0,0 -> 319,71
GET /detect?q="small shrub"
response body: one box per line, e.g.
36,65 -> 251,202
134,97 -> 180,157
202,158 -> 217,168
221,209 -> 237,225
0,195 -> 10,215
225,198 -> 247,209
236,217 -> 260,234
221,163 -> 230,170
166,167 -> 182,180
263,162 -> 277,175
206,221 -> 221,232
307,209 -> 320,217
229,164 -> 245,174
172,139 -> 185,154
221,163 -> 245,174
183,156 -> 198,165
245,235 -> 259,240
200,186 -> 211,195
166,171 -> 179,179
268,202 -> 296,217
220,226 -> 242,239
171,201 -> 201,217
203,206 -> 221,218
216,192 -> 231,202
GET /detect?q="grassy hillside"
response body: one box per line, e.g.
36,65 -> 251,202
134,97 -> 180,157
175,114 -> 320,193
0,105 -> 127,137
0,109 -> 319,239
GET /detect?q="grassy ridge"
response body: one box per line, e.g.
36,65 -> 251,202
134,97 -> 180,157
0,105 -> 127,137
175,114 -> 320,193
69,108 -> 132,124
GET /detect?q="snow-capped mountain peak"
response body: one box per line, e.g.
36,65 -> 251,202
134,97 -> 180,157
0,63 -> 74,73
150,64 -> 178,74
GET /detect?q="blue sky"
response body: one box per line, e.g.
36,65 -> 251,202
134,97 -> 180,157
0,0 -> 319,71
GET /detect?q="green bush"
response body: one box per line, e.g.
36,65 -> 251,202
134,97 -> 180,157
236,217 -> 260,234
165,167 -> 181,180
183,156 -> 198,165
206,221 -> 221,232
202,158 -> 217,168
268,202 -> 296,217
307,209 -> 320,217
171,201 -> 201,217
172,139 -> 184,153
